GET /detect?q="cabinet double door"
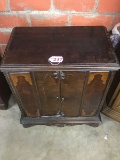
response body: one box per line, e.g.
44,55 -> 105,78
35,71 -> 85,117
9,71 -> 109,118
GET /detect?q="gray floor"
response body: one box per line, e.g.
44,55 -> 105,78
0,96 -> 120,160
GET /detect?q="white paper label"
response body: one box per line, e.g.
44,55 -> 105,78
48,56 -> 63,63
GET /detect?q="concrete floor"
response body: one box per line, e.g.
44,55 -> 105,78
0,96 -> 120,160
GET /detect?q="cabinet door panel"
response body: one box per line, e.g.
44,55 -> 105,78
61,72 -> 86,117
81,72 -> 109,116
34,72 -> 60,116
10,73 -> 40,117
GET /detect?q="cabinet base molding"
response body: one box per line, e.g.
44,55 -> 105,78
21,115 -> 101,128
0,104 -> 7,110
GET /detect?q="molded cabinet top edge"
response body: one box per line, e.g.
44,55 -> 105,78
1,26 -> 120,69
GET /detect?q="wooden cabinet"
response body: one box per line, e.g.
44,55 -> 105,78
102,70 -> 120,122
0,57 -> 11,109
1,27 -> 119,127
102,42 -> 120,122
0,72 -> 11,109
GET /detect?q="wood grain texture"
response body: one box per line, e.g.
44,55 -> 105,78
108,82 -> 120,107
34,72 -> 60,116
112,91 -> 120,112
1,26 -> 119,68
81,72 -> 109,116
61,71 -> 86,117
102,105 -> 120,123
10,73 -> 40,117
106,72 -> 120,114
21,115 -> 101,126
10,73 -> 32,86
0,26 -> 119,127
87,72 -> 108,85
102,41 -> 120,123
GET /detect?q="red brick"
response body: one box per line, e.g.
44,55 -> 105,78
0,0 -> 7,11
98,0 -> 120,13
1,44 -> 7,54
0,32 -> 10,44
10,0 -> 51,11
30,14 -> 68,26
71,15 -> 113,29
54,0 -> 95,12
0,14 -> 29,28
112,16 -> 120,28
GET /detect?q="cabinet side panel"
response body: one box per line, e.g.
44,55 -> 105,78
0,72 -> 11,109
61,71 -> 86,117
0,97 -> 5,109
34,72 -> 60,116
81,72 -> 109,117
112,88 -> 120,113
106,70 -> 120,106
10,73 -> 40,117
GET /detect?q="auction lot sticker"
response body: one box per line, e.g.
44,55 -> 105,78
48,56 -> 63,65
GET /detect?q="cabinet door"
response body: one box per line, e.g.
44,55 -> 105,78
61,71 -> 86,117
34,72 -> 60,116
81,72 -> 109,116
10,73 -> 40,117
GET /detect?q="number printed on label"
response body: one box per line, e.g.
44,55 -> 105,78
48,56 -> 63,63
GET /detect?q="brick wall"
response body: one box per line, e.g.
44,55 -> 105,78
0,0 -> 120,56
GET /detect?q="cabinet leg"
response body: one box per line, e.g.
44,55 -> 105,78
87,123 -> 99,127
22,124 -> 34,128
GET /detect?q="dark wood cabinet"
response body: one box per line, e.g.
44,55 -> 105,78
102,42 -> 120,122
1,26 -> 119,127
0,57 -> 11,109
0,72 -> 11,109
102,70 -> 120,122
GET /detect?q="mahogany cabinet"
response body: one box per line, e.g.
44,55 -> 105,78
0,26 -> 119,127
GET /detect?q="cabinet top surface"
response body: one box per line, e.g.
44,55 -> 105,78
1,26 -> 119,70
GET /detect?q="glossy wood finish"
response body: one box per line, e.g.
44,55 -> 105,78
34,72 -> 60,116
10,73 -> 40,117
81,72 -> 109,116
0,27 -> 119,127
1,26 -> 119,71
102,42 -> 120,122
21,116 -> 101,126
61,71 -> 86,117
